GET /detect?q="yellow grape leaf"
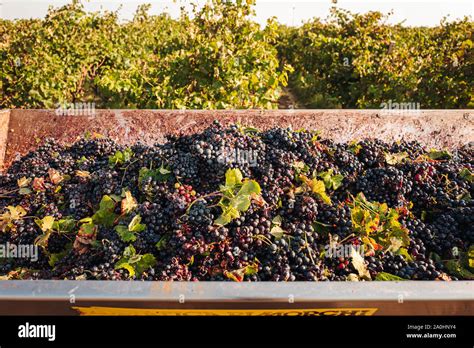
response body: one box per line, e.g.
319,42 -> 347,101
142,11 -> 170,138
121,191 -> 138,215
17,177 -> 31,188
48,168 -> 64,185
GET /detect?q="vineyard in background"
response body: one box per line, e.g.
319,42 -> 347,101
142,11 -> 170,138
1,0 -> 473,109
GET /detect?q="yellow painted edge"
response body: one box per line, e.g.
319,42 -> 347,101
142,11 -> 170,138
72,306 -> 378,316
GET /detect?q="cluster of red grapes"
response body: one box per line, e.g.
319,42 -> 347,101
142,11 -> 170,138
0,121 -> 472,281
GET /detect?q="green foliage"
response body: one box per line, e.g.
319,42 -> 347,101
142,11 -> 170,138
108,148 -> 134,167
115,245 -> 156,277
460,168 -> 474,182
317,169 -> 344,191
48,244 -> 72,267
349,193 -> 410,255
445,259 -> 474,280
214,168 -> 262,226
91,195 -> 118,227
269,215 -> 285,239
34,216 -> 76,247
385,152 -> 409,165
155,236 -> 167,251
115,215 -> 146,242
295,174 -> 331,204
277,8 -> 473,108
426,149 -> 452,160
1,0 -> 288,109
375,272 -> 406,281
138,164 -> 171,187
1,3 -> 471,109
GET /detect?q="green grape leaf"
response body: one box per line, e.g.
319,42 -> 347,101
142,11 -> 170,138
109,148 -> 134,167
318,169 -> 344,190
270,225 -> 285,239
115,246 -> 156,277
19,188 -> 32,195
272,215 -> 283,226
138,164 -> 172,187
155,236 -> 167,251
348,141 -> 362,155
48,244 -> 72,267
225,168 -> 243,187
237,180 -> 261,196
459,168 -> 474,182
92,195 -> 117,227
115,225 -> 136,242
231,195 -> 251,212
426,149 -> 452,160
375,272 -> 406,281
445,259 -> 474,280
129,215 -> 146,232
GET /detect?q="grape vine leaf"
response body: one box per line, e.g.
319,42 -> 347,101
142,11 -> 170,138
32,177 -> 46,192
108,148 -> 134,167
115,245 -> 156,277
318,169 -> 344,190
459,168 -> 473,182
155,236 -> 167,251
292,161 -> 309,175
48,168 -> 65,185
225,168 -> 243,187
138,164 -> 172,187
375,272 -> 405,281
270,215 -> 285,239
48,244 -> 72,267
237,180 -> 261,196
17,177 -> 31,188
35,216 -> 55,232
385,152 -> 409,165
426,149 -> 452,160
115,215 -> 146,242
348,141 -> 362,155
0,206 -> 27,233
92,195 -> 117,227
298,175 -> 331,204
445,259 -> 474,280
121,191 -> 137,215
349,246 -> 371,280
349,193 -> 410,255
214,169 -> 262,226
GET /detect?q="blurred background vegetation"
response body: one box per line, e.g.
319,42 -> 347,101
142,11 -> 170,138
1,0 -> 472,109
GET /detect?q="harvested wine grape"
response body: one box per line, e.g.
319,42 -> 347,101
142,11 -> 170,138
0,122 -> 472,281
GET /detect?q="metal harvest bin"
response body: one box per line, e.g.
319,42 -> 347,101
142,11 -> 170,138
0,109 -> 472,316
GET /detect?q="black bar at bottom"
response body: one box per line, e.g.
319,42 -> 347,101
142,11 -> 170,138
0,316 -> 472,346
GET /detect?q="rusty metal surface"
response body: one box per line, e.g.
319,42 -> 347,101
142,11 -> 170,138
0,280 -> 472,315
1,109 -> 473,170
0,110 -> 10,171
